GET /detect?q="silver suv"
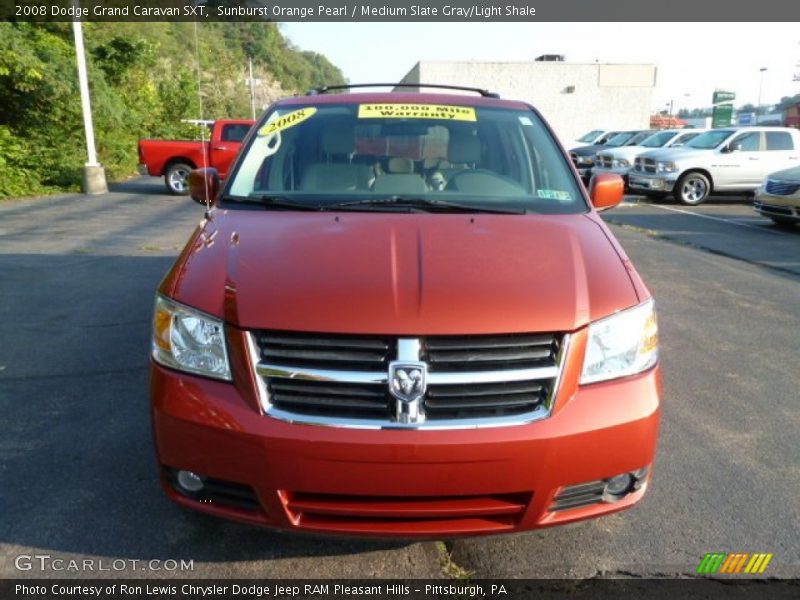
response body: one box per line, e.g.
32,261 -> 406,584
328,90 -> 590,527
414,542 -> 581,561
628,127 -> 800,205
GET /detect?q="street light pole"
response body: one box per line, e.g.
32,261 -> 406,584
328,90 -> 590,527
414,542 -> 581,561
72,10 -> 107,194
757,67 -> 768,123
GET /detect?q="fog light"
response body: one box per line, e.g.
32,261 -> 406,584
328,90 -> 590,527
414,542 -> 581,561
176,470 -> 204,493
605,473 -> 633,496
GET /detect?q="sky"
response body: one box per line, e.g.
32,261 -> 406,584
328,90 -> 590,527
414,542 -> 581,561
281,22 -> 800,112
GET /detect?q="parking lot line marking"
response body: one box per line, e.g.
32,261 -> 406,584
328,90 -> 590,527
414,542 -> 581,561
645,204 -> 785,236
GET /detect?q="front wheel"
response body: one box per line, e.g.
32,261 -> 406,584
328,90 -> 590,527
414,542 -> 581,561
674,172 -> 710,205
164,162 -> 192,195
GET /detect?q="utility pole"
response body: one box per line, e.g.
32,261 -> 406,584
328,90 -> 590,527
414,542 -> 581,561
248,57 -> 256,120
72,9 -> 107,195
757,67 -> 768,123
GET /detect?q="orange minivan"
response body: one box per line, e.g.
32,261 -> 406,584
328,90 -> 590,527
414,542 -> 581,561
150,84 -> 661,537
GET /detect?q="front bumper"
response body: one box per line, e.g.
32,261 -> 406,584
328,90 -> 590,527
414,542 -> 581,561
753,192 -> 800,222
151,349 -> 662,538
628,173 -> 678,193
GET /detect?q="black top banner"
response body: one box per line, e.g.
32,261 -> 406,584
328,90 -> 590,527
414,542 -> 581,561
2,0 -> 800,22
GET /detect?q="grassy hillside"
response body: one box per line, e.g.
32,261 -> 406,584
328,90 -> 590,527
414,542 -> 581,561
0,22 -> 345,197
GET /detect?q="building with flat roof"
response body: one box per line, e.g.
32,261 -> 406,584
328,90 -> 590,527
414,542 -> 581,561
399,60 -> 657,146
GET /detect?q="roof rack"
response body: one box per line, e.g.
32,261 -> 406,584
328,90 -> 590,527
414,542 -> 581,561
306,83 -> 500,98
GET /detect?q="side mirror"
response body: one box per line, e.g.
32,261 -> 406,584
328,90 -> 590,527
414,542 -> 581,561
723,142 -> 742,153
588,172 -> 624,212
188,168 -> 220,205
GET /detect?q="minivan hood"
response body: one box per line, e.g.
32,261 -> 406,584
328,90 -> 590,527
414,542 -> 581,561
163,211 -> 639,335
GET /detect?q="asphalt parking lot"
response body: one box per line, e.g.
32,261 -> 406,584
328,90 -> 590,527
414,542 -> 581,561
1,180 -> 798,579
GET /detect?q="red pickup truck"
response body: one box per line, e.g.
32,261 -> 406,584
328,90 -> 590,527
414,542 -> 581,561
138,120 -> 254,195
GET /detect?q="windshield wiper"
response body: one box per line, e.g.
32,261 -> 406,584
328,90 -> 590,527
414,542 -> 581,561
223,194 -> 324,211
325,196 -> 527,215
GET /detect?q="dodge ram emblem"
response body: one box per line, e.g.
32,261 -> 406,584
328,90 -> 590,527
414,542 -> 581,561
388,362 -> 427,403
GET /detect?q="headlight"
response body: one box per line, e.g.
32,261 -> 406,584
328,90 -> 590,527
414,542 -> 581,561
612,159 -> 630,168
152,295 -> 231,381
656,161 -> 677,173
577,156 -> 594,166
580,299 -> 658,384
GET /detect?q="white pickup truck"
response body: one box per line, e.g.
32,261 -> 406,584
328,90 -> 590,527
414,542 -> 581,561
628,127 -> 800,205
593,129 -> 705,186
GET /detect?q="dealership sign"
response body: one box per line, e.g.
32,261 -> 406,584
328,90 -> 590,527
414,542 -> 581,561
712,90 -> 735,128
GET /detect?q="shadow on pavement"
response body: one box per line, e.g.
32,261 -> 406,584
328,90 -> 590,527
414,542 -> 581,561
0,253 -> 407,566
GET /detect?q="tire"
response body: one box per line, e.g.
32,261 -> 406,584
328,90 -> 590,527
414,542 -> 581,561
769,216 -> 797,228
674,171 -> 711,205
164,162 -> 192,195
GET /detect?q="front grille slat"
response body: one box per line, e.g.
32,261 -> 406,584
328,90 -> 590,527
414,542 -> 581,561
425,395 -> 539,410
268,379 -> 388,416
264,334 -> 389,350
427,381 -> 544,397
253,331 -> 563,424
271,381 -> 383,398
256,331 -> 393,371
424,333 -> 559,372
262,347 -> 388,363
427,347 -> 552,363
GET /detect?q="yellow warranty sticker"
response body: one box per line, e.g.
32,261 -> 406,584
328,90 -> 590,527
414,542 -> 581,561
258,107 -> 317,136
358,104 -> 477,122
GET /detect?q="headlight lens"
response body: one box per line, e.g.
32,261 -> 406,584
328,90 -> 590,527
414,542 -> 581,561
656,161 -> 677,173
612,159 -> 630,168
577,156 -> 594,166
580,299 -> 658,384
152,295 -> 231,380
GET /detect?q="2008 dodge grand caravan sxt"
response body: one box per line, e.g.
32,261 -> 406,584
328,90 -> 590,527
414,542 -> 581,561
150,85 -> 661,537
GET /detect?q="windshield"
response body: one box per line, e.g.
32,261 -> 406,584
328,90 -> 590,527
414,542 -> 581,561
605,132 -> 637,147
626,132 -> 653,146
686,130 -> 735,149
641,131 -> 678,148
577,129 -> 603,143
226,102 -> 586,214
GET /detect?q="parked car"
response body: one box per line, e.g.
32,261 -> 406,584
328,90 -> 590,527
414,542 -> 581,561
150,84 -> 661,538
570,130 -> 654,185
628,127 -> 800,205
753,165 -> 800,226
594,129 -> 706,186
568,128 -> 614,149
138,119 -> 255,194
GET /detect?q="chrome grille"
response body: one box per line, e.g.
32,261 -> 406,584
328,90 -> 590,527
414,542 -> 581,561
423,334 -> 559,371
425,380 -> 548,419
765,179 -> 800,196
267,379 -> 388,418
254,331 -> 394,370
596,154 -> 613,168
250,331 -> 568,429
